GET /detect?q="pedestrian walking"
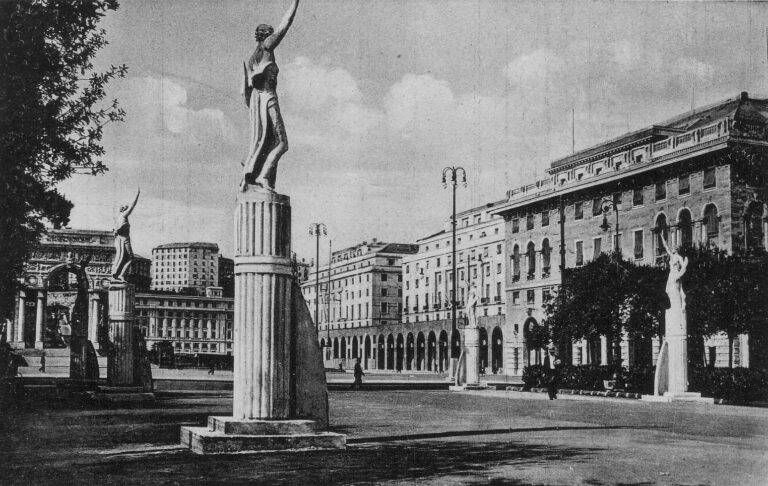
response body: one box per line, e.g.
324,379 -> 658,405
38,350 -> 46,373
351,357 -> 364,390
543,346 -> 561,400
208,362 -> 215,375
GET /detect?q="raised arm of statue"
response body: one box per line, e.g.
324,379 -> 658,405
264,0 -> 299,50
124,188 -> 140,217
660,232 -> 672,256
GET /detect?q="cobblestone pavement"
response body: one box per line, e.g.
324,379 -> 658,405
2,390 -> 767,485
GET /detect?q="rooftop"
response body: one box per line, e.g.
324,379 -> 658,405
153,242 -> 219,251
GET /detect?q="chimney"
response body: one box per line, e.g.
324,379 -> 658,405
740,91 -> 748,101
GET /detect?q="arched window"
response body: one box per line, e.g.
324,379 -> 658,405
512,245 -> 520,280
745,202 -> 765,251
704,204 -> 719,246
526,242 -> 536,277
678,209 -> 692,248
655,214 -> 668,256
542,239 -> 551,271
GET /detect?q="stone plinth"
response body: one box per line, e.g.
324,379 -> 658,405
107,280 -> 135,387
665,307 -> 688,395
181,188 -> 342,453
642,392 -> 714,404
463,327 -> 480,385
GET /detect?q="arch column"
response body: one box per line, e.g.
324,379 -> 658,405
34,290 -> 45,349
88,291 -> 101,348
16,290 -> 27,344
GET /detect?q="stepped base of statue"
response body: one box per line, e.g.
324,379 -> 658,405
641,392 -> 714,404
181,187 -> 344,454
449,340 -> 492,391
181,417 -> 345,454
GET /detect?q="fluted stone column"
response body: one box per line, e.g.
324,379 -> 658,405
34,291 -> 45,349
88,292 -> 101,348
16,290 -> 26,344
5,318 -> 13,343
107,281 -> 135,386
233,189 -> 294,421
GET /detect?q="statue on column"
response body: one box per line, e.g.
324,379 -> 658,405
660,235 -> 688,311
465,280 -> 478,328
111,188 -> 140,281
240,0 -> 299,191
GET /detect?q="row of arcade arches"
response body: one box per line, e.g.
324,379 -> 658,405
319,327 -> 504,373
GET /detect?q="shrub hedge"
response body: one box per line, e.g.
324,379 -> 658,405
522,364 -> 768,402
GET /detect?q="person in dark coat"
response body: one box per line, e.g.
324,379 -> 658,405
543,346 -> 561,400
39,350 -> 46,373
352,358 -> 365,390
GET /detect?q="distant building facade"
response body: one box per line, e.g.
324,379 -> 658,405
493,92 -> 768,373
399,202 -> 508,374
218,256 -> 234,297
136,289 -> 234,359
300,239 -> 418,369
151,242 -> 220,294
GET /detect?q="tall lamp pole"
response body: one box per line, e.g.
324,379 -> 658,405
599,193 -> 621,253
308,223 -> 327,331
442,166 -> 466,360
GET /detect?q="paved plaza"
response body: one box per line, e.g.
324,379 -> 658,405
2,389 -> 766,485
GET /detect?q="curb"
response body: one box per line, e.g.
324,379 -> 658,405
505,386 -> 641,399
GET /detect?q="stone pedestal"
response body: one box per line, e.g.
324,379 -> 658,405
88,292 -> 101,350
181,188 -> 344,454
450,329 -> 491,392
107,280 -> 135,387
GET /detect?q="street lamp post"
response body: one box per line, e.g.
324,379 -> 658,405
442,166 -> 466,367
308,223 -> 327,331
599,192 -> 621,253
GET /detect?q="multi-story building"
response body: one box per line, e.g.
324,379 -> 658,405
130,255 -> 152,291
136,287 -> 234,361
218,256 -> 234,297
151,242 -> 220,294
493,91 -> 767,373
400,202 -> 507,373
300,239 -> 418,370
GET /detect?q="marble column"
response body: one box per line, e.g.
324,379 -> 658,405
5,318 -> 13,343
665,306 -> 687,394
16,291 -> 26,343
233,189 -> 294,421
34,291 -> 45,349
600,336 -> 609,365
463,327 -> 480,385
107,281 -> 135,386
88,291 -> 101,348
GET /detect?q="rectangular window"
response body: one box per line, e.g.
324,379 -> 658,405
381,273 -> 388,282
526,214 -> 534,230
381,288 -> 388,297
634,230 -> 644,260
380,302 -> 388,314
542,210 -> 549,227
633,188 -> 644,206
593,237 -> 602,259
496,244 -> 502,255
592,197 -> 603,216
526,289 -> 535,304
703,167 -> 716,189
436,257 -> 441,267
575,202 -> 583,220
678,174 -> 690,195
655,181 -> 666,201
512,291 -> 520,305
576,241 -> 584,266
496,263 -> 502,274
512,219 -> 519,233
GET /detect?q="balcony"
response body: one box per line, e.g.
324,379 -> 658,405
480,297 -> 489,304
403,307 -> 409,314
494,296 -> 502,303
433,303 -> 442,310
412,306 -> 419,312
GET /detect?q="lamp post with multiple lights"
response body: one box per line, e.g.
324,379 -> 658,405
308,223 -> 327,331
442,166 -> 467,371
599,193 -> 621,253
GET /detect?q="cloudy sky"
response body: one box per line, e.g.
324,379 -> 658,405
59,0 -> 768,263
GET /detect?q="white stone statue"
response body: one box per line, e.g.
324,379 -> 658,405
464,280 -> 478,329
240,0 -> 299,191
660,235 -> 688,310
111,188 -> 140,281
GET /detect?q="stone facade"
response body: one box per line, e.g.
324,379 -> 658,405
494,92 -> 767,371
299,240 -> 417,369
151,242 -> 221,294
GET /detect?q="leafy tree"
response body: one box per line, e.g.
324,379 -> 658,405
0,0 -> 125,320
543,252 -> 666,366
682,245 -> 768,368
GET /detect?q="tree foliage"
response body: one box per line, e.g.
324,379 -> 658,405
542,252 -> 666,365
0,0 -> 125,319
